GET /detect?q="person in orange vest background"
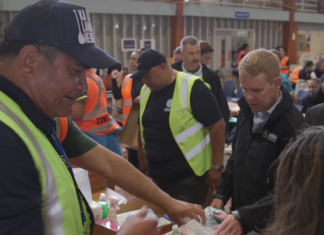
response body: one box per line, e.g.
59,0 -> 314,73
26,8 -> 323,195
289,66 -> 301,84
276,46 -> 290,76
112,48 -> 146,168
70,68 -> 123,156
233,43 -> 249,79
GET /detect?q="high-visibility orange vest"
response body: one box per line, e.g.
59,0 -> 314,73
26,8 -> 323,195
121,74 -> 133,126
235,50 -> 246,72
289,67 -> 301,83
56,117 -> 68,143
280,56 -> 289,75
75,71 -> 119,135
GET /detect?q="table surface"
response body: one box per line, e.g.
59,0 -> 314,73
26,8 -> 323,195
92,188 -> 127,205
228,102 -> 238,108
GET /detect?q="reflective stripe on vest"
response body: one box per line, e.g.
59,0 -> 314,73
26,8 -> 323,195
121,74 -> 133,126
123,75 -> 131,89
75,71 -> 119,135
139,72 -> 212,176
124,101 -> 133,106
140,86 -> 150,104
0,91 -> 90,235
289,67 -> 300,83
85,118 -> 117,135
81,74 -> 106,121
280,56 -> 289,75
81,106 -> 107,120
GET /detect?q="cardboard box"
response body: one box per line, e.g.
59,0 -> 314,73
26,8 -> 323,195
91,188 -> 127,205
118,103 -> 139,150
228,102 -> 239,110
88,172 -> 114,191
93,199 -> 174,235
70,163 -> 114,191
166,57 -> 173,65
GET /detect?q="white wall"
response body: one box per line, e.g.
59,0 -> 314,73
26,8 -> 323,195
2,0 -> 176,15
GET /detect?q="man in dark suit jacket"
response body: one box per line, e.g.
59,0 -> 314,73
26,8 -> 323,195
305,103 -> 324,125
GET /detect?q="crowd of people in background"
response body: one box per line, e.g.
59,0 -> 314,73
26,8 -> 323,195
83,33 -> 324,234
99,35 -> 324,234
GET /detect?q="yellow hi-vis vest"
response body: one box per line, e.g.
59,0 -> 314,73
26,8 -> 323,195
0,91 -> 91,235
139,72 -> 212,176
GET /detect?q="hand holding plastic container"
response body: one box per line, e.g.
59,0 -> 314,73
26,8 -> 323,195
97,193 -> 109,219
169,225 -> 181,235
108,196 -> 120,225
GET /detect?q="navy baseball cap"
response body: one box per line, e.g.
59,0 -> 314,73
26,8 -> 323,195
132,49 -> 167,78
4,0 -> 120,69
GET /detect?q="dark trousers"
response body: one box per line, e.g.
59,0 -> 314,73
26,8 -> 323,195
127,148 -> 139,169
153,174 -> 209,206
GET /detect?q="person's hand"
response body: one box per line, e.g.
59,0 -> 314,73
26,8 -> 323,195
210,198 -> 224,210
207,168 -> 222,192
163,199 -> 206,226
214,214 -> 243,235
111,69 -> 120,79
117,206 -> 161,235
230,110 -> 240,117
289,92 -> 297,104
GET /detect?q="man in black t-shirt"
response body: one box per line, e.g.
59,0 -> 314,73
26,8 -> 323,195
134,50 -> 226,206
0,1 -> 206,234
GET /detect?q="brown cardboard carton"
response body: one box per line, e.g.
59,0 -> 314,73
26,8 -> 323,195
166,57 -> 173,65
118,103 -> 139,150
93,199 -> 174,235
88,172 -> 114,191
71,164 -> 114,191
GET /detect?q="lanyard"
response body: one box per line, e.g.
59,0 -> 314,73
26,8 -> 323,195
46,121 -> 87,232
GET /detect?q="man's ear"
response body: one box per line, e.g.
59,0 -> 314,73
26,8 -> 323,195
18,45 -> 41,78
161,63 -> 168,71
274,76 -> 282,89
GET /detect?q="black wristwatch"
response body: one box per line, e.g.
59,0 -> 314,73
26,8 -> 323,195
211,164 -> 225,172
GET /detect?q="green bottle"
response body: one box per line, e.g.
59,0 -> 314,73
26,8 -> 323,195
214,208 -> 227,224
97,193 -> 109,219
170,225 -> 181,235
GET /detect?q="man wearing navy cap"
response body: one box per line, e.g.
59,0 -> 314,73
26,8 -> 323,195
136,49 -> 226,206
0,1 -> 205,234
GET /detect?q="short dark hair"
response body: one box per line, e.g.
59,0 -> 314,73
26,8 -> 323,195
173,46 -> 181,55
316,60 -> 324,67
276,46 -> 286,52
180,36 -> 199,51
304,60 -> 314,68
0,41 -> 60,63
199,41 -> 214,55
269,49 -> 282,61
310,78 -> 320,84
239,43 -> 249,51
